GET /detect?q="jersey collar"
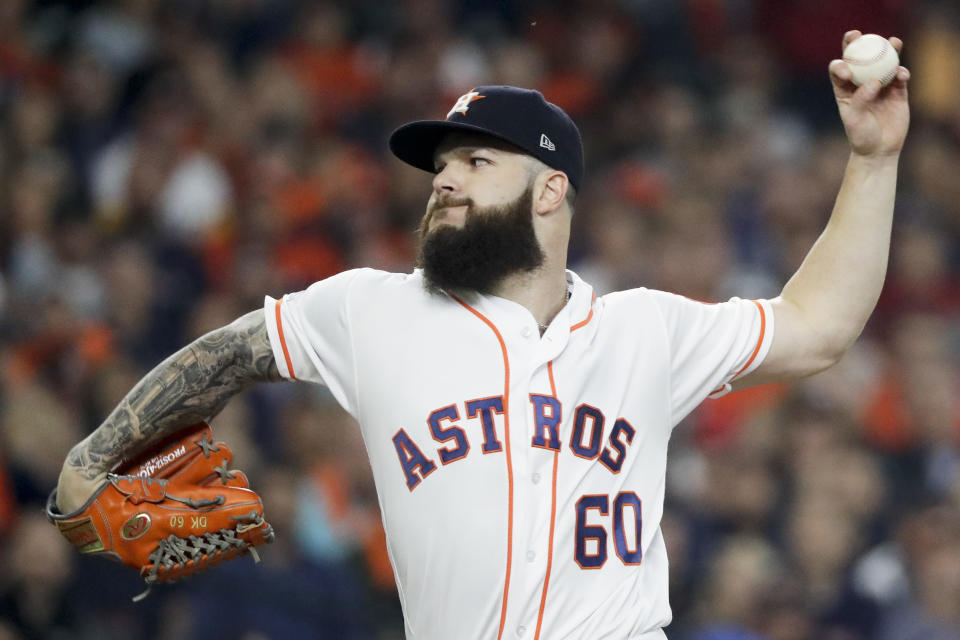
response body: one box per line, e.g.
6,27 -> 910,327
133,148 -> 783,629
410,267 -> 597,337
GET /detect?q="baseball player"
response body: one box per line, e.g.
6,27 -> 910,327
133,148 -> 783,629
54,31 -> 910,639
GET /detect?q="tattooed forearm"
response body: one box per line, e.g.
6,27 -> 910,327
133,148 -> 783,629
66,310 -> 284,481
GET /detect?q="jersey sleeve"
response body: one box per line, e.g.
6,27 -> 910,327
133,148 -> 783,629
263,269 -> 366,415
647,291 -> 774,425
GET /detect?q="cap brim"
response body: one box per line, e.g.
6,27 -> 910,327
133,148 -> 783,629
388,120 -> 521,174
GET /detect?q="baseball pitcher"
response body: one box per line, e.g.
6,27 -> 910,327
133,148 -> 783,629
51,31 -> 910,639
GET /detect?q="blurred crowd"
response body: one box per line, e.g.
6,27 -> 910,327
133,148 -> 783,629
1,0 -> 959,639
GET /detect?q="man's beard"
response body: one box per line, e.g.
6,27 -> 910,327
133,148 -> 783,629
417,186 -> 545,294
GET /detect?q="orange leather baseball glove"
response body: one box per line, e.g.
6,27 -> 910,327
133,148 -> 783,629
46,422 -> 274,600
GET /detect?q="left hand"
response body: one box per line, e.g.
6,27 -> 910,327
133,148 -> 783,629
829,31 -> 911,157
48,422 -> 273,601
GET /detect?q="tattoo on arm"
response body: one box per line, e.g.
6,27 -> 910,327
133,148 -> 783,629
66,310 -> 284,480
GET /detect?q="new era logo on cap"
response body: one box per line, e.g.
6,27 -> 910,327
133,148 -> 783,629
389,85 -> 585,190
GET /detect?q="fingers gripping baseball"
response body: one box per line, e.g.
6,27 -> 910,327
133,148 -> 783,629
829,31 -> 910,157
46,422 -> 272,600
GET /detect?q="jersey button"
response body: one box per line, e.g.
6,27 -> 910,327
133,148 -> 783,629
521,326 -> 533,338
527,550 -> 536,562
531,472 -> 541,484
517,625 -> 527,636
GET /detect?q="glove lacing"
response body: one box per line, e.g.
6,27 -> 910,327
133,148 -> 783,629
132,511 -> 274,602
194,433 -> 239,485
211,460 -> 238,485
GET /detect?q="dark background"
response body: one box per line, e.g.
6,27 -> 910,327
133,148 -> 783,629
1,1 -> 959,638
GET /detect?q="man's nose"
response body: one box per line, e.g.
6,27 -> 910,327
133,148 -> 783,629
433,164 -> 461,195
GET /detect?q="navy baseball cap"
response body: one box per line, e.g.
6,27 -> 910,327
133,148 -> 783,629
389,86 -> 584,191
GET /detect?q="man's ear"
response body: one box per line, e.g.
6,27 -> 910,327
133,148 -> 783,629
534,170 -> 570,216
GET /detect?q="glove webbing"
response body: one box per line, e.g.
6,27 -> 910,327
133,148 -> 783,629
134,512 -> 271,602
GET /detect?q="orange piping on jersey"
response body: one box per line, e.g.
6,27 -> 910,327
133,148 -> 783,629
274,299 -> 298,381
570,293 -> 597,333
451,294 -> 514,640
534,362 -> 561,640
731,300 -> 767,380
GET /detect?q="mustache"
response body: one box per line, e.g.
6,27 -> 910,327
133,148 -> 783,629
428,196 -> 474,218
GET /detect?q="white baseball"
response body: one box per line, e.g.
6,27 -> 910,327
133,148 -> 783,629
842,34 -> 899,87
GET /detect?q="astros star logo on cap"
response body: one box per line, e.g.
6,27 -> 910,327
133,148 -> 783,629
447,90 -> 486,119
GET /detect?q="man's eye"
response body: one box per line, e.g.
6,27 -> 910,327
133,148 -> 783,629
470,157 -> 491,167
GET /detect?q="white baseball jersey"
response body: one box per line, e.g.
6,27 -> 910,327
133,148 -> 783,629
263,268 -> 773,640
